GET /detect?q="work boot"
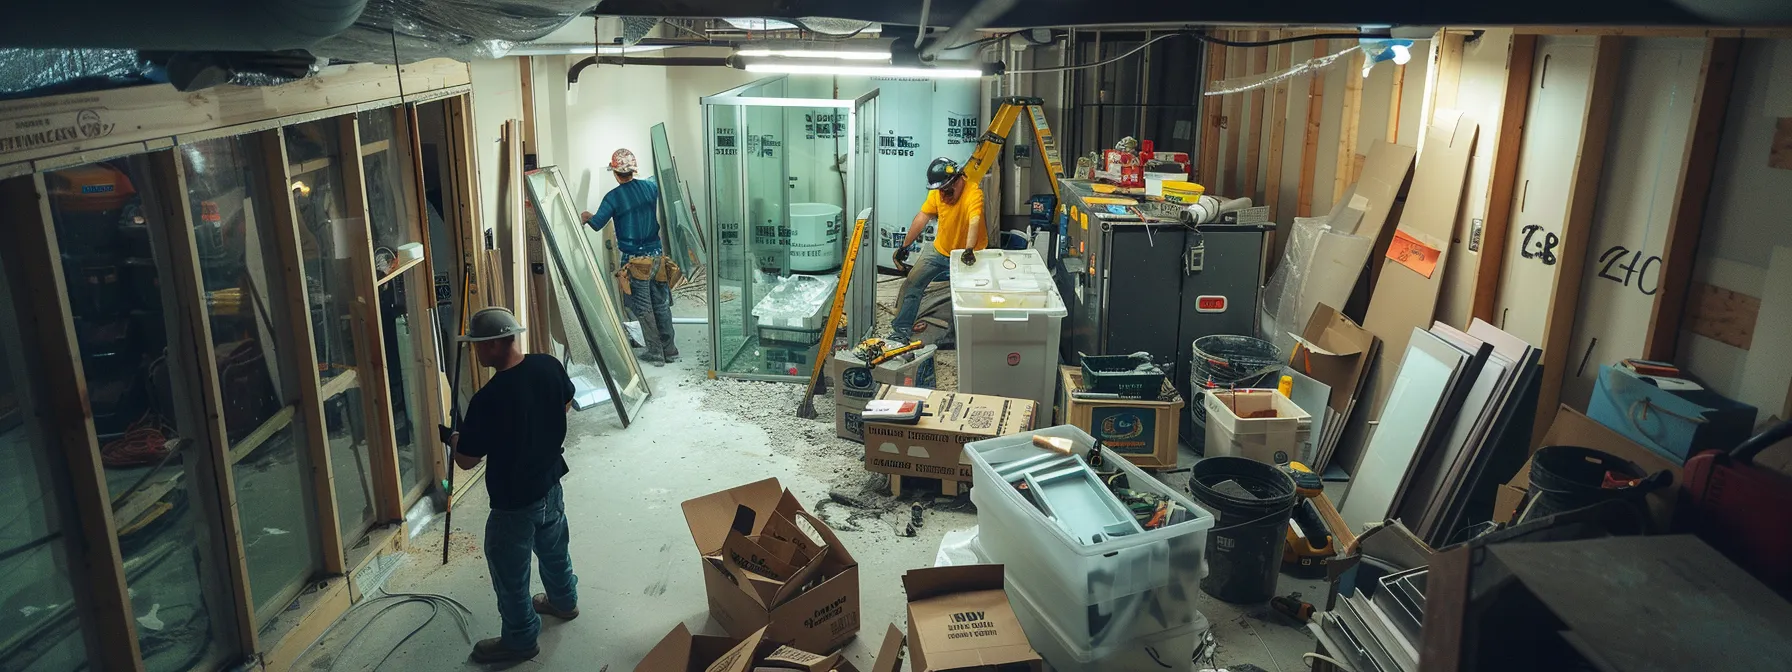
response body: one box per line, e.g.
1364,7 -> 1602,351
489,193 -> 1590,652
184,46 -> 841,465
533,594 -> 579,620
470,637 -> 538,663
663,345 -> 680,362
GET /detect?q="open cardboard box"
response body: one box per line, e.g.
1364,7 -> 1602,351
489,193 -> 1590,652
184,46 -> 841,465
896,565 -> 1042,672
635,624 -> 863,672
682,478 -> 861,654
863,386 -> 1037,483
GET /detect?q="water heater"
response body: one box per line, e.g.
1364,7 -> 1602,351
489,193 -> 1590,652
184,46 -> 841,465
872,78 -> 979,271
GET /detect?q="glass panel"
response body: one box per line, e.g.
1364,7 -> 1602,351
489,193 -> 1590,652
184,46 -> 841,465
524,168 -> 649,419
650,123 -> 705,278
380,271 -> 432,497
0,255 -> 89,672
181,136 -> 322,619
285,118 -> 377,543
356,108 -> 423,263
850,93 -> 878,339
708,104 -> 749,373
42,157 -> 233,670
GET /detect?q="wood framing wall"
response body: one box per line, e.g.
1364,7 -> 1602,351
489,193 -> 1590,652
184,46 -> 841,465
0,60 -> 478,671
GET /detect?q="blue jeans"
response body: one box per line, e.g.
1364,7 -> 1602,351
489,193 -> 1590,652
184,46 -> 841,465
485,483 -> 578,650
623,255 -> 675,352
892,245 -> 950,341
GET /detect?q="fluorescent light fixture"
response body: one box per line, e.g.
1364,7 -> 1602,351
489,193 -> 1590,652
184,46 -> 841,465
739,60 -> 991,78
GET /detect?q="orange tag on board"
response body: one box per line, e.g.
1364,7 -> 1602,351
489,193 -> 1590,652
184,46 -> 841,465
1387,229 -> 1441,278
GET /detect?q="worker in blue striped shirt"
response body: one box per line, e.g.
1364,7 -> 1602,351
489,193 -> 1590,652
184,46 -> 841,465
581,148 -> 676,365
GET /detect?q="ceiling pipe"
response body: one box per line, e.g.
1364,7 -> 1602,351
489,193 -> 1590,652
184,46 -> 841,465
921,0 -> 1019,61
567,54 -> 731,83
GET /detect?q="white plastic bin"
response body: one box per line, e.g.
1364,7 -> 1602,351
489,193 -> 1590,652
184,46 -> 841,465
1008,563 -> 1208,672
967,425 -> 1215,652
1203,389 -> 1311,465
951,248 -> 1066,410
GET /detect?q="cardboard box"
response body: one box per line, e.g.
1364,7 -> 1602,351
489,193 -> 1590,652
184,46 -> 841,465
1292,304 -> 1379,417
1493,405 -> 1683,529
1057,366 -> 1184,468
1585,364 -> 1757,464
681,479 -> 861,654
634,624 -> 861,672
835,377 -> 933,444
863,386 -> 1038,483
901,565 -> 1043,672
829,345 -> 939,408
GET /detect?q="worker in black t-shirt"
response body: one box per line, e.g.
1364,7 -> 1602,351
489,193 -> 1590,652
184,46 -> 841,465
447,307 -> 580,664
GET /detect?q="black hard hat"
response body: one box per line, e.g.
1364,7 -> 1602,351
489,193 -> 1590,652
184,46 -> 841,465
926,157 -> 963,190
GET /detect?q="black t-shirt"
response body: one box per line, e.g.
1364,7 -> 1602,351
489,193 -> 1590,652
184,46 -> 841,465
456,354 -> 576,510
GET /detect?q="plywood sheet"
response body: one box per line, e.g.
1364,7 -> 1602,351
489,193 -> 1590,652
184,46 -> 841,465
1685,282 -> 1760,349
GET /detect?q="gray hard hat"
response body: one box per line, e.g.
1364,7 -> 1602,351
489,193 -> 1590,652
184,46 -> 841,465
459,307 -> 527,342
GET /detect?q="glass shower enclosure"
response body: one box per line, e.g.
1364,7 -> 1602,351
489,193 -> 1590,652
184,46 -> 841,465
703,77 -> 879,381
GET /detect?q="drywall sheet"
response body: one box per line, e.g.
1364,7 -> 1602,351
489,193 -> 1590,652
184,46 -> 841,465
1560,38 -> 1704,410
1738,246 -> 1792,418
1283,366 -> 1334,465
1337,112 -> 1479,476
1766,39 -> 1792,117
1437,28 -> 1518,328
1340,329 -> 1468,531
1492,36 -> 1597,346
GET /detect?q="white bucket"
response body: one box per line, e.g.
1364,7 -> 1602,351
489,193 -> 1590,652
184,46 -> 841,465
788,202 -> 844,272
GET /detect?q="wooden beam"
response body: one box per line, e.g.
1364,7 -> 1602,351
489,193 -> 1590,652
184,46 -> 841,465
1199,38 -> 1228,187
1222,32 -> 1245,197
260,577 -> 352,671
1242,31 -> 1270,204
1471,34 -> 1540,325
1334,49 -> 1366,202
519,57 -> 539,160
1388,64 -> 1407,145
1297,39 -> 1327,217
1685,281 -> 1759,350
505,119 -> 530,338
151,149 -> 260,656
340,114 -> 406,523
1645,38 -> 1742,361
446,96 -> 489,392
260,128 -> 348,576
1265,38 -> 1292,223
1532,36 -> 1624,448
401,103 -> 449,500
0,175 -> 144,671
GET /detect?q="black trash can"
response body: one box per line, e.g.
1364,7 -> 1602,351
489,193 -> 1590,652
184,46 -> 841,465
1523,445 -> 1660,522
1189,456 -> 1297,603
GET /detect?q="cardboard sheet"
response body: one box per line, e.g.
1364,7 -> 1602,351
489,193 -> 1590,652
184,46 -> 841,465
1337,111 -> 1480,478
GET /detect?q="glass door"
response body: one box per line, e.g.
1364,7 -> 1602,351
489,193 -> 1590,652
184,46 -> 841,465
650,123 -> 705,279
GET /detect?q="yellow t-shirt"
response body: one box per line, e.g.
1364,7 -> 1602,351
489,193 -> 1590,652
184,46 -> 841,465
921,182 -> 988,256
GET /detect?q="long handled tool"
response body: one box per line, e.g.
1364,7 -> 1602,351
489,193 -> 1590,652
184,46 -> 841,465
442,271 -> 473,565
796,210 -> 870,419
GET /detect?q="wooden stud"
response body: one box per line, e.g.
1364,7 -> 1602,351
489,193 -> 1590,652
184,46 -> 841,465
1433,33 -> 1466,113
1684,281 -> 1759,350
260,577 -> 352,670
1335,48 -> 1366,202
446,96 -> 489,392
0,175 -> 145,671
1199,38 -> 1228,186
1222,32 -> 1245,197
1265,39 -> 1292,223
259,128 -> 348,576
340,115 -> 407,523
1471,35 -> 1540,325
1297,40 -> 1327,218
150,149 -> 260,656
1531,36 -> 1624,448
1645,38 -> 1742,361
399,103 -> 449,499
1388,64 -> 1407,145
505,119 -> 530,338
1242,31 -> 1270,204
518,57 -> 538,159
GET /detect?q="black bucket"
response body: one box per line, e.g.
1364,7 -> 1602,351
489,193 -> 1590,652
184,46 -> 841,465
1189,456 -> 1297,603
1523,445 -> 1660,522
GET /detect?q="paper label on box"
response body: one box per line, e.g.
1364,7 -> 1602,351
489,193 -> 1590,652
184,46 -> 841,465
1387,229 -> 1441,278
840,365 -> 876,399
1090,407 -> 1155,455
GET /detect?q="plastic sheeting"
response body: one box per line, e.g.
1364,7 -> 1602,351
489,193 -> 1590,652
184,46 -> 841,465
1205,44 -> 1363,96
0,48 -> 153,97
1257,215 -> 1373,358
309,0 -> 595,63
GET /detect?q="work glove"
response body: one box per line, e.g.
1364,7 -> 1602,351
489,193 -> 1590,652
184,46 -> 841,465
893,245 -> 911,267
438,424 -> 457,446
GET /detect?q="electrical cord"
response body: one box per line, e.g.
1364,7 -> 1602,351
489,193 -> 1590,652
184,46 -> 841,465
1305,651 -> 1347,667
292,587 -> 476,672
1006,30 -> 1376,74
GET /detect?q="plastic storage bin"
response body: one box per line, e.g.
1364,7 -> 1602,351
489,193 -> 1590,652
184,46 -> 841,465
1204,389 -> 1311,465
1008,575 -> 1207,672
952,248 -> 1066,411
752,274 -> 837,346
967,425 -> 1215,652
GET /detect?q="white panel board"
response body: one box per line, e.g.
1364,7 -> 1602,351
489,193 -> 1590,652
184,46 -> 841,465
1737,246 -> 1792,418
1339,329 -> 1469,531
1492,37 -> 1596,345
1561,38 -> 1704,410
1437,29 -> 1518,329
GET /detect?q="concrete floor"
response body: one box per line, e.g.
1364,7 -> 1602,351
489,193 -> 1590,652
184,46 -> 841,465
296,293 -> 1321,672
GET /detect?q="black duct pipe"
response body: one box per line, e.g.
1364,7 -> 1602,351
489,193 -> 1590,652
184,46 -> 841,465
567,55 -> 731,83
0,0 -> 368,51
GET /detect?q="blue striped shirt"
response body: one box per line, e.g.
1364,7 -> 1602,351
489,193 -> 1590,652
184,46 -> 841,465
584,177 -> 662,257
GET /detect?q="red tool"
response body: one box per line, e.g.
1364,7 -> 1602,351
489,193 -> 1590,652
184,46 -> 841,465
1680,419 -> 1792,597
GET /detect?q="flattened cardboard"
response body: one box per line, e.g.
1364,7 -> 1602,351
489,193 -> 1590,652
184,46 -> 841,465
864,386 -> 1038,482
900,566 -> 1042,672
683,479 -> 862,653
1341,111 -> 1479,477
1331,141 -> 1418,245
1493,405 -> 1682,529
